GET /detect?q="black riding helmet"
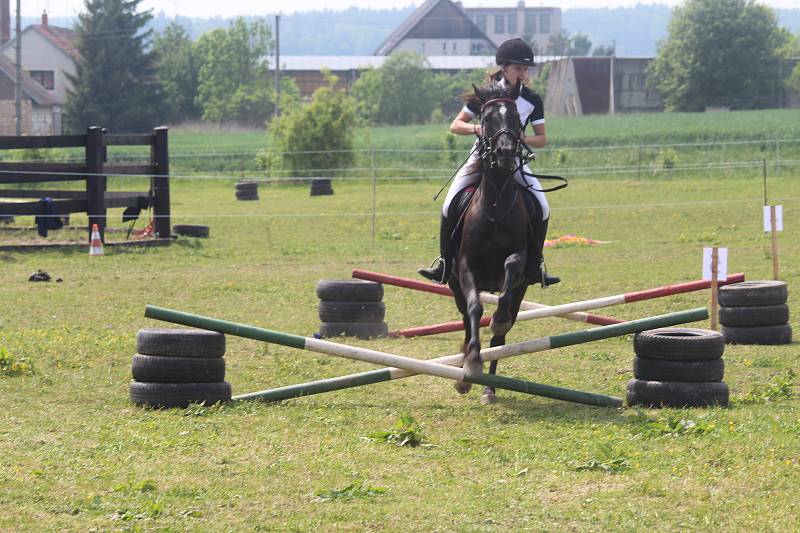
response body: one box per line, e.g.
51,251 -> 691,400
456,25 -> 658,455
495,38 -> 535,66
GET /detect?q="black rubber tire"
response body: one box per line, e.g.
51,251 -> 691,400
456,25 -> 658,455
633,328 -> 725,361
319,321 -> 388,339
131,354 -> 225,383
626,379 -> 729,408
719,304 -> 789,327
310,189 -> 334,197
318,301 -> 386,322
633,356 -> 724,382
718,280 -> 788,307
235,181 -> 258,190
136,328 -> 225,358
316,279 -> 383,302
235,193 -> 259,201
172,224 -> 210,238
721,324 -> 792,345
129,381 -> 232,408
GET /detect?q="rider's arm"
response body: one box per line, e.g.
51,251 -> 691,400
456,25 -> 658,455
523,123 -> 546,148
450,110 -> 482,137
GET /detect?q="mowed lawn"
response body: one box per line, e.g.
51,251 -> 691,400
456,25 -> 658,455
1,118 -> 799,530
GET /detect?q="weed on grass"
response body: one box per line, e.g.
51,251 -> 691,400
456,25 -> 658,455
573,443 -> 631,473
628,409 -> 716,437
738,369 -> 795,405
314,480 -> 388,502
364,414 -> 423,447
0,346 -> 33,376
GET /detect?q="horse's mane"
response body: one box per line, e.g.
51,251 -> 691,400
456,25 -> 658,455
463,80 -> 515,108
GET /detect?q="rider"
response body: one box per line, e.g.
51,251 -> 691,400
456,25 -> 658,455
418,37 -> 560,287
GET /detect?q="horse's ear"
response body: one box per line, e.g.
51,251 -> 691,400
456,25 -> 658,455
507,79 -> 522,100
472,83 -> 488,102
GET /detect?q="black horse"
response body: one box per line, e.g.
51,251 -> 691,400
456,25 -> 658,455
450,80 -> 540,404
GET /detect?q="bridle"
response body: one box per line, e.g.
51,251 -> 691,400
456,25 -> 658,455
478,97 -> 522,171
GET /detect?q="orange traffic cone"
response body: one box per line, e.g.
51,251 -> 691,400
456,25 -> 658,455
89,223 -> 103,256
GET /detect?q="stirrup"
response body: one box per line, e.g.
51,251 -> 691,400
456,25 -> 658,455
418,256 -> 447,284
540,260 -> 560,288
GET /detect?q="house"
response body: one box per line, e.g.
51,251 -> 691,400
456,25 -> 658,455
462,1 -> 561,54
375,0 -> 496,56
545,56 -> 664,116
274,55 -> 501,99
0,53 -> 59,134
1,9 -> 79,108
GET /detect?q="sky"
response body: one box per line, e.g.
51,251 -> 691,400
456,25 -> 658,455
24,0 -> 800,19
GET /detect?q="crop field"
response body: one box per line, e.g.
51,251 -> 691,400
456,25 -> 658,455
0,110 -> 799,531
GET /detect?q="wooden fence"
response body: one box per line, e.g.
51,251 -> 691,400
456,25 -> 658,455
0,126 -> 170,242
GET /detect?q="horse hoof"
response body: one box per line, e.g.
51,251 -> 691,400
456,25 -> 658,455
462,359 -> 482,378
480,392 -> 497,405
454,381 -> 472,395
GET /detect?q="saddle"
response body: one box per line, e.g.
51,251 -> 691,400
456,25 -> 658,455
448,184 -> 541,249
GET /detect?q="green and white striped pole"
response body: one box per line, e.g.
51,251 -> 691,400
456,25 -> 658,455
145,305 -> 707,407
231,307 -> 707,404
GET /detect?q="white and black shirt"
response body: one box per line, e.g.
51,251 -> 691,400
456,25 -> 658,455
461,79 -> 545,130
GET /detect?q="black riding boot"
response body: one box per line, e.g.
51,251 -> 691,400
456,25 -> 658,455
418,213 -> 457,284
529,216 -> 561,287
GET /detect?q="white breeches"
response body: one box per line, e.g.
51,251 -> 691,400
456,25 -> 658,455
441,152 -> 550,220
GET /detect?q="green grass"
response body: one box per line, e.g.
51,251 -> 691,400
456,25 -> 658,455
1,155 -> 798,530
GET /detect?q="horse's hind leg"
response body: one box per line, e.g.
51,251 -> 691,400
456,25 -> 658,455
454,260 -> 483,394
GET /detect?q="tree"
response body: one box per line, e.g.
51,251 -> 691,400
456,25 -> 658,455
547,31 -> 591,56
648,0 -> 790,111
782,34 -> 800,94
350,52 -> 437,125
194,17 -> 282,126
153,22 -> 200,123
571,33 -> 592,56
263,75 -> 361,177
64,0 -> 163,132
592,45 -> 615,57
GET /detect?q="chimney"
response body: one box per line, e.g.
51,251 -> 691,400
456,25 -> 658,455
1,0 -> 10,45
42,10 -> 48,27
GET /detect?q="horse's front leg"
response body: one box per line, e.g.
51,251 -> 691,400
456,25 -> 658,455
453,257 -> 483,394
483,253 -> 526,405
490,252 -> 526,337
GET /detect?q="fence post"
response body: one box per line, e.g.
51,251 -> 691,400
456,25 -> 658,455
85,126 -> 106,241
152,126 -> 171,239
637,144 -> 642,179
775,138 -> 780,175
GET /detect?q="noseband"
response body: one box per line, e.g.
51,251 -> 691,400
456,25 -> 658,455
478,98 -> 522,169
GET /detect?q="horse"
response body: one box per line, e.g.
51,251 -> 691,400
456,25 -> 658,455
449,79 -> 540,405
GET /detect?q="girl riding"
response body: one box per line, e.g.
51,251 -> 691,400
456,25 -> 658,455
418,38 -> 560,287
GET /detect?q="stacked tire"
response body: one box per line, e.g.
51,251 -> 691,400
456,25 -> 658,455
310,178 -> 334,197
130,328 -> 232,408
627,327 -> 729,408
316,280 -> 387,339
719,281 -> 792,345
235,180 -> 259,201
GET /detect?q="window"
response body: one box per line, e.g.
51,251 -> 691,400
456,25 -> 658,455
495,14 -> 505,34
452,41 -> 457,53
507,13 -> 517,34
476,14 -> 487,33
471,41 -> 486,55
442,41 -> 447,54
525,13 -> 536,34
417,42 -> 425,53
30,70 -> 54,90
539,13 -> 551,34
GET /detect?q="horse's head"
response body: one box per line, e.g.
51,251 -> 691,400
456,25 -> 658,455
472,80 -> 522,172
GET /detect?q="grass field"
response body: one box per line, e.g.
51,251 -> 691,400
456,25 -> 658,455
1,112 -> 799,531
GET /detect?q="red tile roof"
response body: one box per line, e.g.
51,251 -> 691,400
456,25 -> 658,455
31,24 -> 80,62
